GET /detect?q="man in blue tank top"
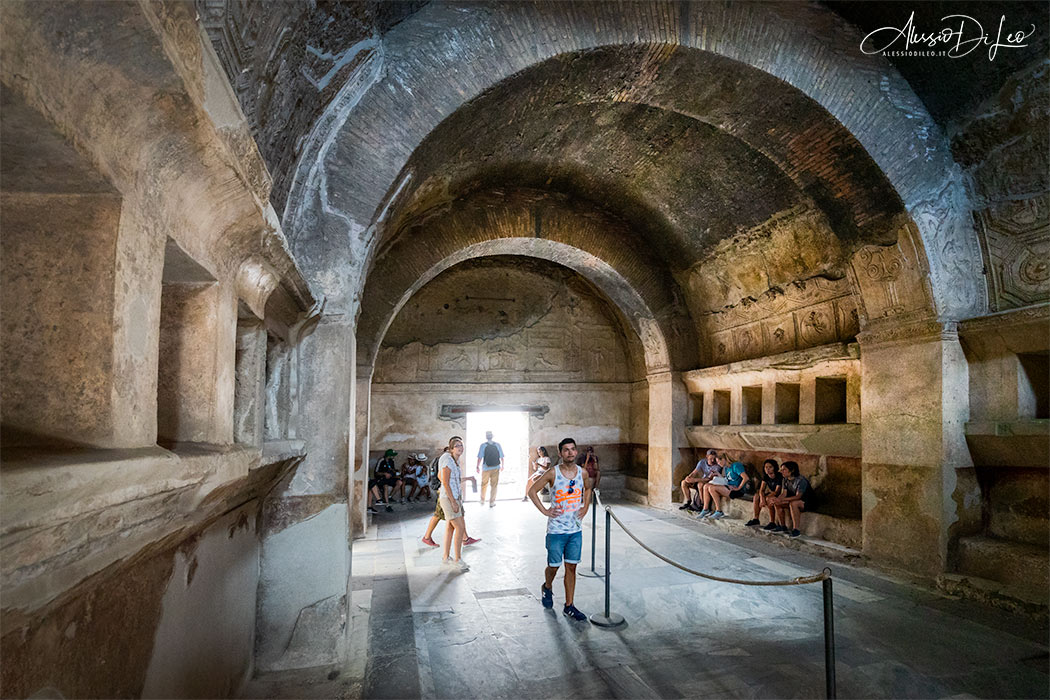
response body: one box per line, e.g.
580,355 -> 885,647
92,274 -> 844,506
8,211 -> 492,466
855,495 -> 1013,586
527,437 -> 593,621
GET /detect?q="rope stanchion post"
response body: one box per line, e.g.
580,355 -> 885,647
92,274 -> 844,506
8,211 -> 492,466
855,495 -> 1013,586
579,489 -> 604,578
822,571 -> 837,699
589,505 -> 625,627
585,488 -> 836,699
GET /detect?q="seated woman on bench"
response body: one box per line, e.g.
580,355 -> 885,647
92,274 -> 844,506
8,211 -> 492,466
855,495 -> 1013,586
697,454 -> 750,519
747,458 -> 781,528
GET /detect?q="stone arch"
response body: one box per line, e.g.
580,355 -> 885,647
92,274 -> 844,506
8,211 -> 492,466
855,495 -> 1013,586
285,1 -> 984,322
369,238 -> 669,376
355,189 -> 695,375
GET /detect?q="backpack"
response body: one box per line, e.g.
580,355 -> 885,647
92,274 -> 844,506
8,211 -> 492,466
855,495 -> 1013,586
483,442 -> 501,467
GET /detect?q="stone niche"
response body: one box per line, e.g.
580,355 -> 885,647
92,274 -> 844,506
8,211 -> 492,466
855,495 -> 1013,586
683,342 -> 862,545
953,305 -> 1050,605
0,86 -> 124,448
156,238 -> 234,446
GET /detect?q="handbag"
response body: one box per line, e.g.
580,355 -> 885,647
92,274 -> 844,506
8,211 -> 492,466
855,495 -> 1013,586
710,476 -> 728,486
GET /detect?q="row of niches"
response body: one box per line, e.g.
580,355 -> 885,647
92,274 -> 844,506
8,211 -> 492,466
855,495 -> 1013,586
687,375 -> 859,427
158,241 -> 294,449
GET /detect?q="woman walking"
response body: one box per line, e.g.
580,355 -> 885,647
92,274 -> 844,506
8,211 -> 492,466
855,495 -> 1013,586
438,436 -> 470,570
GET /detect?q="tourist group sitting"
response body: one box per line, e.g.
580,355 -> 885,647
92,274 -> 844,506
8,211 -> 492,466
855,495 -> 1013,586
679,450 -> 812,538
367,449 -> 433,513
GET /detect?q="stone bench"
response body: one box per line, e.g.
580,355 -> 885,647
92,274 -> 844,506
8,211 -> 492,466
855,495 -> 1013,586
717,494 -> 861,548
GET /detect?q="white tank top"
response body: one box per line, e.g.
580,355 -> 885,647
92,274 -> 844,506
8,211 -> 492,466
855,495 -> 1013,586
547,463 -> 584,534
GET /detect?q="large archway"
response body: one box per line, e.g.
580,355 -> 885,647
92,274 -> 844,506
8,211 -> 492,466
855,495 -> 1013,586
284,3 -> 984,326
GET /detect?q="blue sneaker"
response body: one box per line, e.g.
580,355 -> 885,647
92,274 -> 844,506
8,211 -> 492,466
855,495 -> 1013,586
696,509 -> 712,518
540,585 -> 553,609
563,604 -> 587,621
710,511 -> 725,520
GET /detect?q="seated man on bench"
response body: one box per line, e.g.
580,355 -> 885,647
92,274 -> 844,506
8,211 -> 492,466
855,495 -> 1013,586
769,460 -> 811,537
679,449 -> 720,511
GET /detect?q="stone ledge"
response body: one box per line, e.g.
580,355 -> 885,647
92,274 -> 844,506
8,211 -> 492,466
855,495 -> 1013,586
964,420 -> 1050,468
685,423 -> 861,458
0,445 -> 300,616
1,444 -> 258,536
262,439 -> 307,466
683,342 -> 858,381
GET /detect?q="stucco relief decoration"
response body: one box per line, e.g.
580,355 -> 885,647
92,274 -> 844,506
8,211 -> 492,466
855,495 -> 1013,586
849,222 -> 932,324
701,276 -> 855,365
797,303 -> 838,346
977,193 -> 1050,310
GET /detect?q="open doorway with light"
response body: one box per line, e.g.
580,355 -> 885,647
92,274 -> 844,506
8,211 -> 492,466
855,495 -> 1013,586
465,411 -> 529,501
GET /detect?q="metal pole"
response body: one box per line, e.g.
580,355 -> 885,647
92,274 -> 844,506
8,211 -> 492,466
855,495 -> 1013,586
580,490 -> 604,578
823,575 -> 837,699
589,507 -> 624,627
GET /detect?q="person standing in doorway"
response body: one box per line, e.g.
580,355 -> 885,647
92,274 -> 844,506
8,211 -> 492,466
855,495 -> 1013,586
476,430 -> 504,507
528,437 -> 592,621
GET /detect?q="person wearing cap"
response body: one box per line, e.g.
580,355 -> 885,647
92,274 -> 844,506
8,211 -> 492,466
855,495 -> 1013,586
679,448 -> 721,511
370,449 -> 402,509
697,453 -> 750,520
401,453 -> 431,501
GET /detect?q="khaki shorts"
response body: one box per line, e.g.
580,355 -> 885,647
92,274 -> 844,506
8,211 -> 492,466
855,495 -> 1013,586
438,494 -> 462,520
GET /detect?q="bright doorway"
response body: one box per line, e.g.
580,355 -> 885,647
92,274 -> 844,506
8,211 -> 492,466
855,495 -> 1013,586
465,411 -> 529,500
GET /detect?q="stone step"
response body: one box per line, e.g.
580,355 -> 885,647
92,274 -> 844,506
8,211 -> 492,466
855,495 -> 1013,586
716,498 -> 862,548
956,535 -> 1049,593
624,475 -> 648,493
621,488 -> 648,505
937,572 -> 1050,615
672,507 -> 864,564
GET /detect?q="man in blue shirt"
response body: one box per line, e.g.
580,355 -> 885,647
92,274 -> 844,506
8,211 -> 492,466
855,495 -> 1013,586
476,430 -> 504,507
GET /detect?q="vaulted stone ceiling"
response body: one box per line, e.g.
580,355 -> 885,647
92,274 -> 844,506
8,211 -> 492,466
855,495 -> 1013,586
199,0 -> 1048,371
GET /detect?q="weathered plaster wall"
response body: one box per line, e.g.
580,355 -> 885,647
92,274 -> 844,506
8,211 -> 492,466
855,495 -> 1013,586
375,257 -> 640,384
142,505 -> 259,699
370,383 -> 635,462
2,502 -> 261,699
255,501 -> 349,672
1,2 -> 328,690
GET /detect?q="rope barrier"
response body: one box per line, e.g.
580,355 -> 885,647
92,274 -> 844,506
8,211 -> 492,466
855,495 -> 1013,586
593,489 -> 828,587
587,488 -> 837,698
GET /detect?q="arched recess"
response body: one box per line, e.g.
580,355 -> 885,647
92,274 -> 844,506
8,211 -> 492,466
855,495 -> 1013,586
284,1 -> 984,323
370,238 -> 670,375
355,190 -> 696,375
351,235 -> 688,527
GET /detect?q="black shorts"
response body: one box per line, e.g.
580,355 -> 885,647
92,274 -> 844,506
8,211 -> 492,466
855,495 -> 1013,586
369,476 -> 399,489
729,489 -> 748,499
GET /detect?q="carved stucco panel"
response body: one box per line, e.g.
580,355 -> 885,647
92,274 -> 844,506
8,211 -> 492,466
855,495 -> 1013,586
977,193 -> 1050,310
849,220 -> 934,325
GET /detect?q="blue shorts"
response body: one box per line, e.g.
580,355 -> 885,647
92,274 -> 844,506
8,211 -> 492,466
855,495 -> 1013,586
545,531 -> 583,567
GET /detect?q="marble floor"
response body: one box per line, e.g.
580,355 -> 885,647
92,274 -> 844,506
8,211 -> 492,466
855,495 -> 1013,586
241,498 -> 1049,699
